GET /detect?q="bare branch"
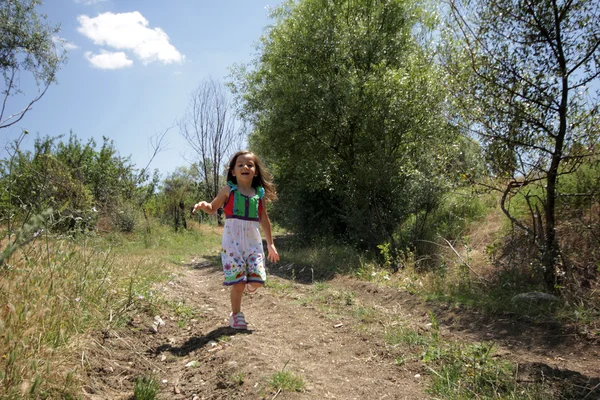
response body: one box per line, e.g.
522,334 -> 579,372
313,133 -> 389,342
0,70 -> 52,130
136,125 -> 173,185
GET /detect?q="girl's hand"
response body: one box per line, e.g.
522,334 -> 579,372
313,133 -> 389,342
267,243 -> 280,263
193,201 -> 210,214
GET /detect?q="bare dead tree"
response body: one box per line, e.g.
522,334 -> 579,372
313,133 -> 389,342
179,78 -> 243,201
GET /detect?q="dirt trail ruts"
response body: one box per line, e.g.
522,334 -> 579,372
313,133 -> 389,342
81,257 -> 600,399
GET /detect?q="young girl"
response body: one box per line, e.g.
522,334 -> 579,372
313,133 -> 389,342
193,151 -> 279,329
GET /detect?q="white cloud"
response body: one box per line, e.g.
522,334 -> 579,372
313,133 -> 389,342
84,50 -> 133,69
52,36 -> 78,51
77,12 -> 184,66
64,42 -> 79,51
74,0 -> 108,5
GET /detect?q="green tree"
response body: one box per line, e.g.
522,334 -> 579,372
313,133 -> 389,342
0,134 -> 144,233
0,0 -> 66,129
158,166 -> 200,231
1,136 -> 95,233
444,0 -> 600,291
232,0 -> 462,250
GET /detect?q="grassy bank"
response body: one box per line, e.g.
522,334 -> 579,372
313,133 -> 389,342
0,221 -> 222,398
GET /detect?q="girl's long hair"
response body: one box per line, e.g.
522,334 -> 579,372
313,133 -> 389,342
226,151 -> 277,202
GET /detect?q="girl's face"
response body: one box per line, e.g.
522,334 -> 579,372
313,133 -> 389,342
231,153 -> 258,183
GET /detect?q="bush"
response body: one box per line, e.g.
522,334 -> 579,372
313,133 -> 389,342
111,202 -> 141,233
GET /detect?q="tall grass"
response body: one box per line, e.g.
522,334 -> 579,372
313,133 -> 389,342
0,221 -> 222,398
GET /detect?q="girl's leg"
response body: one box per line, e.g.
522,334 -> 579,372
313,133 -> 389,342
230,282 -> 246,314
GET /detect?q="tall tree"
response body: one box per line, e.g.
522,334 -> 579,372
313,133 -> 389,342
179,78 -> 243,203
232,0 -> 460,249
444,0 -> 600,290
0,0 -> 66,129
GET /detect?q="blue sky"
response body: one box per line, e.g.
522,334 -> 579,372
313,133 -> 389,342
2,0 -> 283,177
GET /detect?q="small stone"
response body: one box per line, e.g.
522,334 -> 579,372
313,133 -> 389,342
414,374 -> 421,379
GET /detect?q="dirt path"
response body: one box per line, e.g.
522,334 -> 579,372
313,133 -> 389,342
81,256 -> 600,399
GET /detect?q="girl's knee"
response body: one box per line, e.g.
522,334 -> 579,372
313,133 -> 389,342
230,282 -> 245,293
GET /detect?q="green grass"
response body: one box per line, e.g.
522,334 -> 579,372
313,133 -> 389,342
384,321 -> 553,399
267,370 -> 305,393
265,276 -> 293,294
386,326 -> 432,348
166,299 -> 199,328
133,375 -> 159,400
353,305 -> 379,323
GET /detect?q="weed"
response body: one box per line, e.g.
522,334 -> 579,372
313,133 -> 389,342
268,370 -> 304,393
386,323 -> 553,398
385,326 -> 431,348
324,289 -> 355,306
353,306 -> 378,323
427,342 -> 522,398
231,372 -> 245,385
395,356 -> 409,366
265,277 -> 293,294
312,281 -> 330,292
166,299 -> 197,328
133,375 -> 159,400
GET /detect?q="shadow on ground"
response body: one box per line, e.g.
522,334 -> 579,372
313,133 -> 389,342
522,362 -> 600,399
153,326 -> 252,357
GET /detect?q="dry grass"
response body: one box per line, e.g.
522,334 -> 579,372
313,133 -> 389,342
0,223 -> 222,398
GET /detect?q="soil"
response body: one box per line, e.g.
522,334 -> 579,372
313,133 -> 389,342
80,238 -> 600,399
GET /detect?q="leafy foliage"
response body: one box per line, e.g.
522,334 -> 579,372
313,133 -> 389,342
443,0 -> 600,290
233,0 -> 470,250
152,165 -> 203,231
0,0 -> 66,129
0,133 -> 147,234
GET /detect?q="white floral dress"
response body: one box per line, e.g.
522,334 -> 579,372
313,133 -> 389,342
221,182 -> 267,286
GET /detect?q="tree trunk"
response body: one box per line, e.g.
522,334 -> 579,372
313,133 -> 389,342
542,63 -> 569,292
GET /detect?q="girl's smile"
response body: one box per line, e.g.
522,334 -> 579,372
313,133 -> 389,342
232,154 -> 257,182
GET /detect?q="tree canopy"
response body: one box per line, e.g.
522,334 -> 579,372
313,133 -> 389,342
444,0 -> 600,290
0,0 -> 66,129
233,0 -> 468,249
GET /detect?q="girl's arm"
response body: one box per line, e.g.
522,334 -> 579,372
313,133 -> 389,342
193,186 -> 230,215
259,205 -> 280,263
